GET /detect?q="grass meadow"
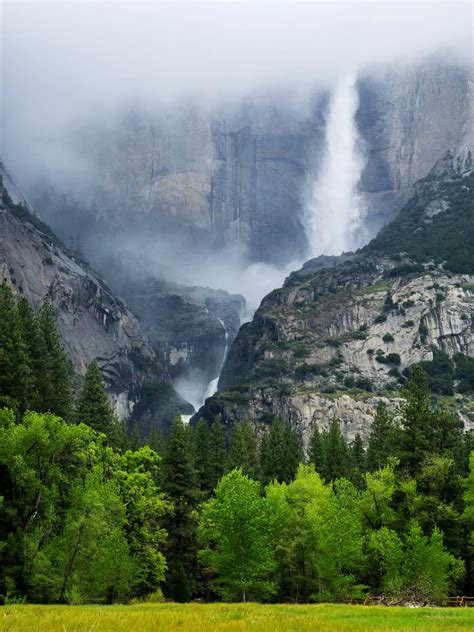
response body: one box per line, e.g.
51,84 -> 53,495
1,603 -> 473,632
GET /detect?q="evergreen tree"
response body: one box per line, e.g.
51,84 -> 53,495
396,367 -> 464,475
320,418 -> 350,482
39,297 -> 72,419
16,296 -> 47,412
0,283 -> 30,412
366,402 -> 396,472
207,417 -> 227,489
129,421 -> 142,451
350,433 -> 366,488
161,416 -> 199,600
196,417 -> 228,495
227,421 -> 259,478
194,418 -> 211,493
146,427 -> 165,456
76,359 -> 118,441
308,425 -> 325,476
260,419 -> 302,484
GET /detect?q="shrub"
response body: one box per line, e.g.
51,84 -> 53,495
374,314 -> 387,324
383,333 -> 394,343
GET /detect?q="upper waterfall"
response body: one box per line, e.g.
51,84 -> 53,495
304,73 -> 368,257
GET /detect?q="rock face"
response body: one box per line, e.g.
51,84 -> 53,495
0,162 -> 189,431
195,163 -> 474,448
107,275 -> 245,407
33,58 -> 472,266
358,61 -> 473,233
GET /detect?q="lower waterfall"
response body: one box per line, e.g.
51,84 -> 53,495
180,317 -> 229,423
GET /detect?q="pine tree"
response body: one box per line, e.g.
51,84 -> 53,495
260,419 -> 302,484
195,417 -> 227,495
0,283 -> 30,412
227,421 -> 259,479
396,366 -> 439,475
207,417 -> 228,489
366,402 -> 396,472
129,421 -> 141,451
146,427 -> 164,456
161,416 -> 199,600
194,418 -> 211,493
39,297 -> 72,419
308,426 -> 325,476
76,359 -> 116,439
16,296 -> 47,412
350,433 -> 366,488
320,418 -> 350,482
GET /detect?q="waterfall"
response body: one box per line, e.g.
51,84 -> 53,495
203,317 -> 229,400
180,316 -> 229,423
304,73 -> 367,257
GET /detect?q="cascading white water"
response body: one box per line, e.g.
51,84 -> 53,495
179,316 -> 229,423
305,73 -> 368,257
203,317 -> 229,400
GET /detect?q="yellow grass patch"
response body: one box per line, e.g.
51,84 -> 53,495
1,603 -> 473,632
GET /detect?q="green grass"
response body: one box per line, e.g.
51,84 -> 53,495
1,603 -> 473,632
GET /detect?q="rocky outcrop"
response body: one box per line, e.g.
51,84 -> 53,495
194,165 -> 474,447
0,162 -> 189,430
108,276 -> 245,406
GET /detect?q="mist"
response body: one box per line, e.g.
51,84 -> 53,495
1,2 -> 471,184
1,1 -> 472,314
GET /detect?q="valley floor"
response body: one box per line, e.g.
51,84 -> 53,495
1,603 -> 473,632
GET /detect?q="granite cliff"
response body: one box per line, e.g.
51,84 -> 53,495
0,162 -> 190,432
194,156 -> 474,448
34,58 -> 472,265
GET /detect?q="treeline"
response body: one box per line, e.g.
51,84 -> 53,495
0,285 -> 473,605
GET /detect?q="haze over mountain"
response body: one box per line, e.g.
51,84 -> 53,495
1,1 -> 473,426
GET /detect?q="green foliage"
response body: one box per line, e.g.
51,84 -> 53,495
369,524 -> 464,603
267,466 -> 365,602
0,284 -> 30,413
161,416 -> 199,600
419,351 -> 454,396
226,422 -> 259,479
199,470 -> 276,602
38,298 -> 72,419
260,420 -> 302,484
395,367 -> 464,476
76,359 -> 122,446
194,418 -> 227,496
320,419 -> 351,482
366,403 -> 396,472
454,353 -> 474,394
364,172 -> 474,274
0,410 -> 170,604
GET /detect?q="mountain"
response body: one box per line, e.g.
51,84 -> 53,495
0,162 -> 190,432
194,154 -> 474,448
32,59 -> 472,266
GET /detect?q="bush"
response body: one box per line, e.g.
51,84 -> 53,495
454,353 -> 474,394
383,333 -> 394,343
374,314 -> 387,324
419,351 -> 454,395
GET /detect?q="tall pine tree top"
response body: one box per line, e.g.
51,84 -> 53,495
76,359 -> 116,439
0,283 -> 30,413
39,297 -> 72,419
